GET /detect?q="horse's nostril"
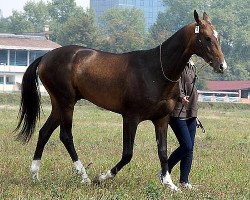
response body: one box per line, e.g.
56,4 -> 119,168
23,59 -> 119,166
219,64 -> 224,71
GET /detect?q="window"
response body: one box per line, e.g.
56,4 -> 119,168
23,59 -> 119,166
6,76 -> 15,85
0,76 -> 3,84
29,51 -> 46,64
140,0 -> 144,6
10,50 -> 28,66
0,50 -> 8,65
149,11 -> 153,18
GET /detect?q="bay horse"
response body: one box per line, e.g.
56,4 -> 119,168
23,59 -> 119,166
15,10 -> 227,191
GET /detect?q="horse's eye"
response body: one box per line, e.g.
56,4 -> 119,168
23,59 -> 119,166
206,37 -> 212,42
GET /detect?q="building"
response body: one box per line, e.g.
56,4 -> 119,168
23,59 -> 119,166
90,0 -> 165,30
198,81 -> 250,103
207,81 -> 250,99
0,33 -> 61,93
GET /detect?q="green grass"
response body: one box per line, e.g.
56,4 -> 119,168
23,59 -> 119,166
0,94 -> 249,199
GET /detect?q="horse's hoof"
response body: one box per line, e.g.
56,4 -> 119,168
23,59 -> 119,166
168,184 -> 181,192
161,179 -> 180,192
159,171 -> 181,192
31,172 -> 39,182
93,176 -> 102,185
94,170 -> 114,184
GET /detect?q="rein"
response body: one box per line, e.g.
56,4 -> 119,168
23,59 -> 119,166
159,44 -> 180,83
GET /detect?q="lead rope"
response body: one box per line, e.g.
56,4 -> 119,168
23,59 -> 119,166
196,117 -> 206,133
177,63 -> 197,117
177,63 -> 206,133
159,44 -> 180,83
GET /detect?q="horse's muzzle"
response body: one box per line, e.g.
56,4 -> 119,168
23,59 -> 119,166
219,60 -> 228,73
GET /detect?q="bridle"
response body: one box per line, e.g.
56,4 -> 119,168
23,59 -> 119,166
195,24 -> 215,68
159,43 -> 180,83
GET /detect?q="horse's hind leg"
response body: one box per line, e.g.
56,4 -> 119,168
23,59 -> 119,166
97,115 -> 139,182
59,104 -> 91,183
31,109 -> 60,181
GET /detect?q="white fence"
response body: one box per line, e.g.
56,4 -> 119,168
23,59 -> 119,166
198,90 -> 240,103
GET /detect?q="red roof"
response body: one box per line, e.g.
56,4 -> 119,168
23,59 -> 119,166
207,81 -> 250,91
0,34 -> 61,50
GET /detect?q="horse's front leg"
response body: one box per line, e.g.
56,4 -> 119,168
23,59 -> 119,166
97,115 -> 139,183
153,116 -> 180,192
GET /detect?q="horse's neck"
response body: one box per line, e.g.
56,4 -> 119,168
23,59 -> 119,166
159,24 -> 194,81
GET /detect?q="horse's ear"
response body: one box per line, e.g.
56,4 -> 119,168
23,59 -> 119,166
203,12 -> 212,24
194,10 -> 201,25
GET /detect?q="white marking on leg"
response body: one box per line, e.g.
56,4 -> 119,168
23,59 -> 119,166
160,171 -> 180,192
31,160 -> 40,181
73,160 -> 91,184
99,170 -> 114,182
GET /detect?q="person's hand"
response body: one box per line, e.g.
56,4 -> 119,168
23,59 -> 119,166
181,96 -> 189,106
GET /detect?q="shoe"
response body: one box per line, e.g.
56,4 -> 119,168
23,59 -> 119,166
180,182 -> 192,189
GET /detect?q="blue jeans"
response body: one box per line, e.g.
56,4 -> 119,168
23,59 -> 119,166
168,117 -> 197,183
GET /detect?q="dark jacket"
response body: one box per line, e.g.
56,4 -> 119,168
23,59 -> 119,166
171,62 -> 198,118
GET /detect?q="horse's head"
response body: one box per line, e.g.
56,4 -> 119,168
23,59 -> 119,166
192,10 -> 227,73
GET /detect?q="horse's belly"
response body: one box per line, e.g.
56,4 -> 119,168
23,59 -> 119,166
78,85 -> 123,113
146,99 -> 177,120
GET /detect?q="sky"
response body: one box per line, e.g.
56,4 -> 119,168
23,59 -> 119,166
0,0 -> 90,17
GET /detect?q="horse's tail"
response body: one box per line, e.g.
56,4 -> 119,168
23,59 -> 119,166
15,56 -> 43,143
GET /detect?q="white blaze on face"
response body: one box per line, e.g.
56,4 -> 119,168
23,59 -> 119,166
213,30 -> 219,40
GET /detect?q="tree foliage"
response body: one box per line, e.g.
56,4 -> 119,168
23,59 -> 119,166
48,0 -> 77,24
23,1 -> 51,32
56,10 -> 98,48
99,8 -> 145,53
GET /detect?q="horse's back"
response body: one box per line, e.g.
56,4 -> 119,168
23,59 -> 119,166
38,45 -> 131,112
72,48 -> 131,112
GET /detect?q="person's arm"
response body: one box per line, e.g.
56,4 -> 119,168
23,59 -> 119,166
178,74 -> 190,106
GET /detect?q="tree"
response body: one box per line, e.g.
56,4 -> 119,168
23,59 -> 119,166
0,15 -> 10,33
48,0 -> 86,44
56,9 -> 98,48
0,1 -> 50,33
146,13 -> 172,48
7,11 -> 34,33
99,8 -> 146,53
23,0 -> 51,32
48,0 -> 77,24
